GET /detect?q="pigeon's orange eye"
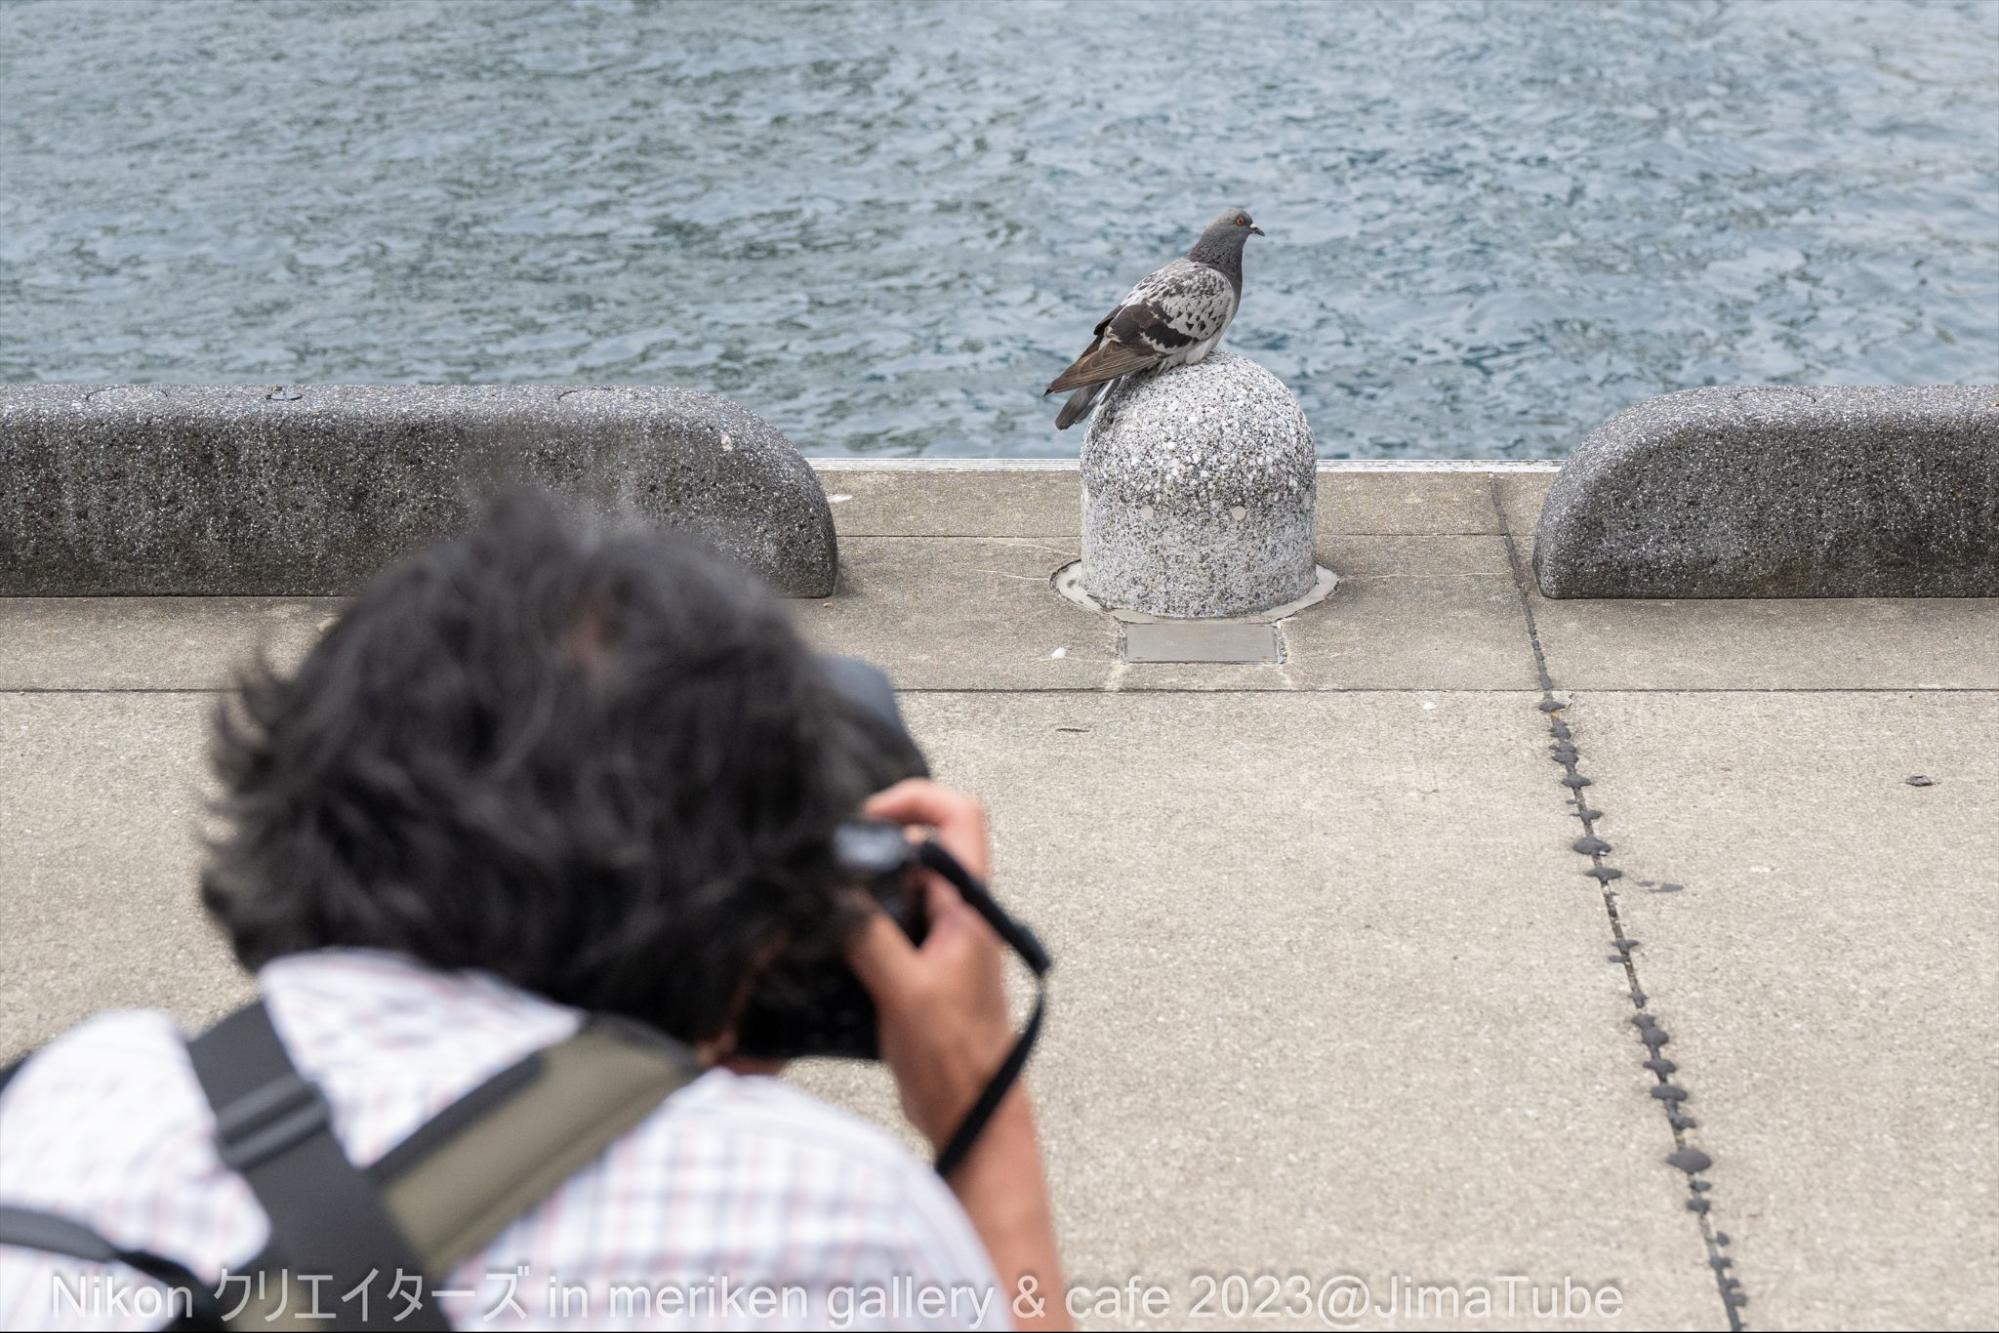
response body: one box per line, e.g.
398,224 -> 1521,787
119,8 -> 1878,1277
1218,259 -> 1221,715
1235,215 -> 1249,226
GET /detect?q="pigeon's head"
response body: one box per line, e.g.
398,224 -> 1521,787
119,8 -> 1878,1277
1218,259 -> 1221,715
1190,208 -> 1264,267
1210,208 -> 1264,239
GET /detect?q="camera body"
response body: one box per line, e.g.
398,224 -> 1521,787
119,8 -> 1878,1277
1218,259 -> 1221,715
732,818 -> 930,1060
730,656 -> 1051,1176
730,659 -> 932,1061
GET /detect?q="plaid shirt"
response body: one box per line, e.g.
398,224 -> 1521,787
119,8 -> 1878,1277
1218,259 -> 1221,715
0,950 -> 1007,1331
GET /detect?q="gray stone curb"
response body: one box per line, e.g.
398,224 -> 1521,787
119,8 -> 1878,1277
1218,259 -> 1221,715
1533,386 -> 1998,598
0,385 -> 838,597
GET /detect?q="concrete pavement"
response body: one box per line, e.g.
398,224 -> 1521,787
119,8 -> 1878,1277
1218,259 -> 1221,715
2,463 -> 1993,1330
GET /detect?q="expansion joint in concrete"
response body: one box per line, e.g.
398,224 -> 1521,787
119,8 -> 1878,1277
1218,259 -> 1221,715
1490,478 -> 1750,1332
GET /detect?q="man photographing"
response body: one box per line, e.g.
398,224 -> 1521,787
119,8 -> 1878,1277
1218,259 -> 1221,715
0,494 -> 1067,1331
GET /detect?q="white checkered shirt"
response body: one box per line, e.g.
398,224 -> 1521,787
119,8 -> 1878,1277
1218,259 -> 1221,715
0,950 -> 1008,1331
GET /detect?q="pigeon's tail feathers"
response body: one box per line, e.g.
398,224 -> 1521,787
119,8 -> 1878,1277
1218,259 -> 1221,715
1054,380 -> 1109,431
1044,340 -> 1160,394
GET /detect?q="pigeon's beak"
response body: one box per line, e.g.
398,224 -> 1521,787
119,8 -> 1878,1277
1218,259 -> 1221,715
1249,225 -> 1265,237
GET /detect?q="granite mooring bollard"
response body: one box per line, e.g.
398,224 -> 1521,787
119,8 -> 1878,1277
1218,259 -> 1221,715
1080,352 -> 1317,618
1533,386 -> 1999,599
0,384 -> 839,597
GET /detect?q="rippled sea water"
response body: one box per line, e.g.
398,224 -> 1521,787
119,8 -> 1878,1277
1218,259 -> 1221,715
2,0 -> 1995,457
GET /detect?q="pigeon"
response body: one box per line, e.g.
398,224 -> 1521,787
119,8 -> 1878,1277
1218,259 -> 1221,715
1045,207 -> 1263,430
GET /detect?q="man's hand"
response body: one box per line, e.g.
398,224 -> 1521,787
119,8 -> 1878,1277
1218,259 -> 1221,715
845,779 -> 1014,1152
843,778 -> 1070,1331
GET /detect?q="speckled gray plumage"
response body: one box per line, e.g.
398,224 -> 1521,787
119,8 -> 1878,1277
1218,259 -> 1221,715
1534,385 -> 1999,598
1080,350 -> 1317,617
0,384 -> 838,596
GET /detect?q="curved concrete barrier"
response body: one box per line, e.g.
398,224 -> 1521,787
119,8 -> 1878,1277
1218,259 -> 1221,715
0,385 -> 838,597
1534,386 -> 1999,598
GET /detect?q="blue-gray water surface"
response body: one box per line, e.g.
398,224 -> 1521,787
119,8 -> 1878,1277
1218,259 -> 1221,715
2,0 -> 1995,457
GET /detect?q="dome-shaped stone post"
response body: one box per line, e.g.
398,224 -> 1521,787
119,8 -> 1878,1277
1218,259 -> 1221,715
1079,352 -> 1317,618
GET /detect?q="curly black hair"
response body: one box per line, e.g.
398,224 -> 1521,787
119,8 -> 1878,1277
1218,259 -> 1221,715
201,491 -> 868,1044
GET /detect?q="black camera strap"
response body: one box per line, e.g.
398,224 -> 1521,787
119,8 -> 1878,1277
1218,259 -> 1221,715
915,840 -> 1052,1180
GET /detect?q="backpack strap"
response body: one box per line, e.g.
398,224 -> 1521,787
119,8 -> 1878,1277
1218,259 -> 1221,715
192,1004 -> 701,1328
188,1001 -> 451,1332
371,1015 -> 701,1277
1,1049 -> 220,1328
0,1206 -> 223,1330
0,1002 -> 701,1331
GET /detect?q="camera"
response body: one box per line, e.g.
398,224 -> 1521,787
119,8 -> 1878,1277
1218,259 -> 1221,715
731,655 -> 1051,1174
733,655 -> 1048,1066
732,816 -> 931,1060
730,657 -> 934,1061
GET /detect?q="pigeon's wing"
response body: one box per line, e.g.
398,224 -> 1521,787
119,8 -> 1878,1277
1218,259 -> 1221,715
1044,261 -> 1235,395
1044,336 -> 1165,394
1043,300 -> 1140,395
1103,259 -> 1235,356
